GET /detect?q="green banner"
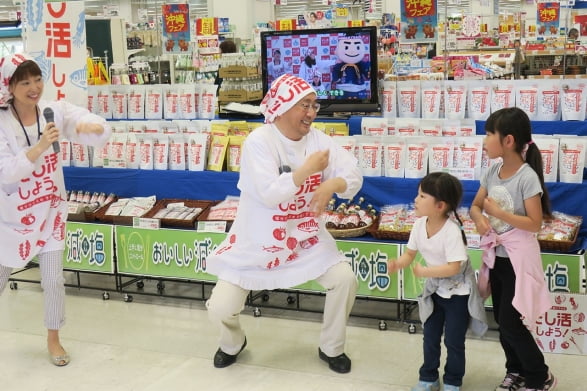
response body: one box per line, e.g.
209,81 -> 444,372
540,252 -> 585,294
294,241 -> 401,299
402,246 -> 585,302
115,226 -> 224,281
340,240 -> 400,299
64,222 -> 114,273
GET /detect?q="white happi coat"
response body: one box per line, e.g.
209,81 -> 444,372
205,124 -> 362,290
0,100 -> 111,267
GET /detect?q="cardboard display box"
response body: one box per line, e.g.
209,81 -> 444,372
218,66 -> 259,78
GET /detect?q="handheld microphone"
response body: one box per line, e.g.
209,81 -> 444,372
42,107 -> 60,153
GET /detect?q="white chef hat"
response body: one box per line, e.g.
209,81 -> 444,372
0,52 -> 35,108
259,73 -> 315,123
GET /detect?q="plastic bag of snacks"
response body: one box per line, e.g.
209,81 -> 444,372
538,212 -> 582,242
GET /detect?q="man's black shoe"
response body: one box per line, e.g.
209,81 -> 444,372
318,348 -> 351,373
213,338 -> 247,368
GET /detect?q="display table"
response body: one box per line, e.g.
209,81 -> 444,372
63,167 -> 587,246
59,222 -> 584,298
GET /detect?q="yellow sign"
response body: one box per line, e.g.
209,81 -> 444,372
336,8 -> 349,17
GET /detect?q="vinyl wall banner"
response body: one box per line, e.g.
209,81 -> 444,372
23,0 -> 87,105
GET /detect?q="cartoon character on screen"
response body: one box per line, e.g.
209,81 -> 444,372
331,34 -> 371,99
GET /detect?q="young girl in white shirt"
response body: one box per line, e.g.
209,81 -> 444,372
389,172 -> 487,391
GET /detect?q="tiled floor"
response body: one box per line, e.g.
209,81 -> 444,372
1,269 -> 584,391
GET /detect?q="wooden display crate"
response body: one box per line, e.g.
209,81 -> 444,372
144,199 -> 213,229
196,201 -> 235,232
68,198 -> 118,223
94,198 -> 153,226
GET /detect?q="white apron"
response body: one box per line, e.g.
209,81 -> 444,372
0,149 -> 66,266
205,125 -> 363,291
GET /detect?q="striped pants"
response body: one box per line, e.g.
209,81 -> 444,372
0,250 -> 66,330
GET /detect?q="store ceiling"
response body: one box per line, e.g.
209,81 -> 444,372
0,0 -> 531,25
0,1 -> 208,23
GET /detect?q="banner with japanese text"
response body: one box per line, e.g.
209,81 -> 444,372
400,0 -> 438,43
114,226 -> 400,298
294,241 -> 400,299
195,18 -> 220,55
537,1 -> 561,37
402,247 -> 585,301
275,19 -> 297,31
195,17 -> 218,36
115,226 -> 223,281
162,3 -> 191,54
22,0 -> 87,105
64,222 -> 114,273
533,293 -> 587,356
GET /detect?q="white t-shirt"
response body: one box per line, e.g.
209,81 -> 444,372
407,216 -> 469,297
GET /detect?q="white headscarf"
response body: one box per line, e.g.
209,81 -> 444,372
259,74 -> 315,123
0,52 -> 35,108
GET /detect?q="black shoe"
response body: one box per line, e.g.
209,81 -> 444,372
213,338 -> 247,368
318,348 -> 351,374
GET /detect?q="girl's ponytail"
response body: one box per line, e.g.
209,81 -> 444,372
453,210 -> 468,247
525,142 -> 552,218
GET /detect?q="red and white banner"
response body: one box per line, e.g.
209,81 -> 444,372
22,1 -> 87,105
533,293 -> 587,355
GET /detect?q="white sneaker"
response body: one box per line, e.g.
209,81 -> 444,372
412,380 -> 440,391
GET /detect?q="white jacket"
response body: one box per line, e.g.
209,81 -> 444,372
0,100 -> 111,267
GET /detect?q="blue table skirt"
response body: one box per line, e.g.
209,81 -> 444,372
64,167 -> 586,250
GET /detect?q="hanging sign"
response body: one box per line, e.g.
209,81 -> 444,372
276,19 -> 297,31
162,3 -> 191,54
537,1 -> 561,36
400,0 -> 438,43
195,17 -> 219,36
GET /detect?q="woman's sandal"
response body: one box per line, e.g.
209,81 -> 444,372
49,352 -> 70,367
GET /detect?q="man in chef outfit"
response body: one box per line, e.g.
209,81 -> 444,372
205,74 -> 362,374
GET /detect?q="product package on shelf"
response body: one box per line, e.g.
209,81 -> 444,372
196,196 -> 240,232
537,212 -> 583,253
350,120 -> 586,183
324,197 -> 376,239
95,195 -> 157,225
370,204 -> 481,246
67,191 -> 117,222
371,203 -> 581,252
144,199 -> 214,229
369,204 -> 414,241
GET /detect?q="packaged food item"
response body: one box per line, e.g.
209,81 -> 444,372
558,136 -> 586,184
381,136 -> 406,178
537,212 -> 582,242
467,81 -> 491,121
421,80 -> 442,119
490,81 -> 515,113
515,81 -> 539,120
381,80 -> 397,119
444,82 -> 467,120
397,80 -> 421,118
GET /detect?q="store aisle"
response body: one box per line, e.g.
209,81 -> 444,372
1,276 -> 584,390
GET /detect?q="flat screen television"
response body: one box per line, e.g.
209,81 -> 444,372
260,26 -> 379,116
